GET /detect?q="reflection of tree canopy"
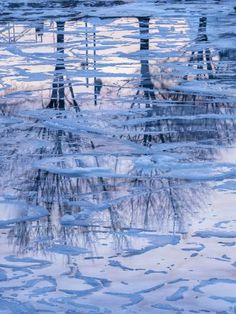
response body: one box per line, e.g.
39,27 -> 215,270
2,119 -> 206,255
1,11 -> 235,255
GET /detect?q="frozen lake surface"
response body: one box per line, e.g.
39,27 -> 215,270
0,0 -> 236,313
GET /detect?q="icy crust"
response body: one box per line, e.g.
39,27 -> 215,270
1,206 -> 236,313
0,197 -> 48,227
0,0 -> 131,22
33,156 -> 118,178
0,0 -> 236,313
0,189 -> 235,313
33,152 -> 236,182
0,0 -> 234,21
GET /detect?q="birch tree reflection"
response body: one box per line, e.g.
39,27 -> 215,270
47,21 -> 79,110
185,16 -> 215,81
138,17 -> 156,106
122,15 -> 236,153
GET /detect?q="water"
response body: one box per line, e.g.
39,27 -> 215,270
0,1 -> 236,313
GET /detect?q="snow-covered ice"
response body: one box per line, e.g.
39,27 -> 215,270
0,0 -> 236,313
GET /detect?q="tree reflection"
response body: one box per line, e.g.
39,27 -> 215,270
5,122 -> 205,255
185,16 -> 214,80
138,17 -> 156,106
1,11 -> 236,257
122,15 -> 236,154
47,21 -> 79,110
